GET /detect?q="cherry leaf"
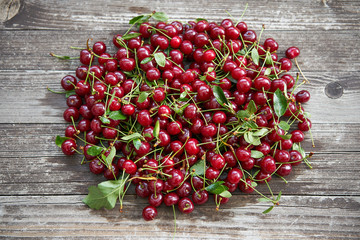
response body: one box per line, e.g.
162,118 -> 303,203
246,100 -> 257,115
237,110 -> 250,120
99,116 -> 111,124
253,128 -> 270,137
251,47 -> 259,66
273,88 -> 288,118
140,57 -> 152,64
205,181 -> 229,195
55,136 -> 71,148
278,121 -> 290,131
129,15 -> 144,25
108,111 -> 127,120
87,146 -> 104,156
262,205 -> 274,214
154,52 -> 166,67
65,90 -> 76,98
133,138 -> 142,150
121,133 -> 142,141
137,92 -> 149,103
219,190 -> 232,198
152,12 -> 168,22
251,150 -> 264,159
190,159 -> 205,176
122,32 -> 142,40
153,120 -> 160,139
105,146 -> 116,167
292,143 -> 306,158
212,85 -> 229,107
264,68 -> 271,76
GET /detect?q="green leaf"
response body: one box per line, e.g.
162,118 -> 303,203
251,181 -> 258,187
212,85 -> 229,107
237,110 -> 250,119
65,90 -> 76,98
55,135 -> 70,148
279,134 -> 292,140
292,143 -> 306,158
190,159 -> 206,176
83,178 -> 126,210
82,186 -> 114,210
152,12 -> 168,22
205,181 -> 229,195
121,133 -> 142,141
246,100 -> 257,115
129,15 -> 144,25
242,121 -> 258,130
122,32 -> 142,40
105,146 -> 116,167
133,138 -> 142,150
154,52 -> 166,67
227,76 -> 238,84
251,150 -> 264,158
244,132 -> 261,146
87,146 -> 104,156
219,190 -> 232,198
99,116 -> 111,124
264,68 -> 271,76
137,92 -> 149,103
144,133 -> 152,138
273,88 -> 288,118
258,198 -> 272,202
276,191 -> 282,201
239,49 -> 246,56
153,120 -> 160,139
262,205 -> 274,214
108,111 -> 127,120
278,121 -> 290,131
251,47 -> 259,66
140,57 -> 152,64
265,52 -> 273,65
253,128 -> 270,137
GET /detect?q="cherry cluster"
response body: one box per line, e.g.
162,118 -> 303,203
55,12 -> 312,221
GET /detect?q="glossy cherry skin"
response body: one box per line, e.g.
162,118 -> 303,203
296,90 -> 311,103
164,192 -> 180,206
61,139 -> 77,155
192,190 -> 209,205
142,205 -> 158,221
178,197 -> 194,214
286,46 -> 300,59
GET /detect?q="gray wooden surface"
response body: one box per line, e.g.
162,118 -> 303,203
0,0 -> 359,239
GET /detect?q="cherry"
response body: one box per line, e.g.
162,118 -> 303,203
149,193 -> 163,207
176,181 -> 192,197
210,154 -> 226,170
239,178 -> 255,193
103,164 -> 119,180
235,148 -> 251,162
291,130 -> 305,143
298,118 -> 312,131
93,41 -> 106,55
142,205 -> 158,221
212,111 -> 227,124
290,150 -> 303,166
66,94 -> 82,109
296,90 -> 311,103
61,139 -> 77,155
242,30 -> 257,43
168,169 -> 184,187
227,168 -> 243,184
63,107 -> 80,122
275,150 -> 290,162
148,179 -> 164,193
285,46 -> 300,59
137,110 -> 152,127
201,123 -> 217,137
122,160 -> 137,174
167,121 -> 182,135
61,75 -> 77,91
277,164 -> 292,176
255,171 -> 272,183
121,104 -> 135,116
260,156 -> 277,174
192,190 -> 209,205
119,57 -> 135,71
237,77 -> 252,93
185,138 -> 200,156
178,197 -> 194,214
264,38 -> 279,52
205,167 -> 220,180
89,159 -> 105,174
223,151 -> 237,168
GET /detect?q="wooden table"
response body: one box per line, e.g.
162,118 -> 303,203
0,0 -> 359,239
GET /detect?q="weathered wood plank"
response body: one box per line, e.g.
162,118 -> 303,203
1,0 -> 359,31
0,30 -> 359,72
0,195 -> 359,239
0,71 -> 359,124
0,152 -> 358,196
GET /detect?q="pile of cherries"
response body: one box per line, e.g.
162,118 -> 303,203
58,15 -> 312,221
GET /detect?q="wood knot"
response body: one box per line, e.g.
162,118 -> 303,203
325,82 -> 343,99
0,0 -> 21,23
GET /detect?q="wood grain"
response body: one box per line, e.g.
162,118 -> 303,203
1,0 -> 359,31
0,0 -> 360,238
0,195 -> 359,239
